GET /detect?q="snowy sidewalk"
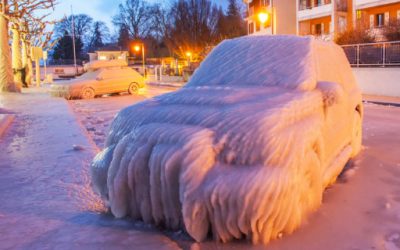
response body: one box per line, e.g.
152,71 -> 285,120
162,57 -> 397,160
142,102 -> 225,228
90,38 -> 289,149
0,89 -> 180,250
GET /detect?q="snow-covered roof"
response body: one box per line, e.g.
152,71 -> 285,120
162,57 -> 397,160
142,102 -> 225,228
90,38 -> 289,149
188,35 -> 320,91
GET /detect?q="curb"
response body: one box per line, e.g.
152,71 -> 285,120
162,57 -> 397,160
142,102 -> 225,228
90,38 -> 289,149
147,82 -> 185,88
0,114 -> 15,138
363,100 -> 400,108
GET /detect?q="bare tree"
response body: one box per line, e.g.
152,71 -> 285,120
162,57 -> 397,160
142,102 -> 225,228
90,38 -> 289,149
55,14 -> 93,38
87,21 -> 110,52
0,0 -> 56,91
112,0 -> 156,39
166,0 -> 220,60
0,0 -> 18,92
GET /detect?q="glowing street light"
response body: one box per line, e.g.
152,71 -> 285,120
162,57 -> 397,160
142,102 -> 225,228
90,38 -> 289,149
258,11 -> 269,24
134,45 -> 141,52
133,43 -> 146,78
186,51 -> 192,66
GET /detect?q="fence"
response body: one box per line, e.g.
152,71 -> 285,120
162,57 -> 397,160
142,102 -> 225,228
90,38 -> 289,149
47,59 -> 84,66
341,41 -> 400,67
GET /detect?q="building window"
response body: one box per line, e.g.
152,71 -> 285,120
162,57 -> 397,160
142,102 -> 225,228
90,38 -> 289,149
315,23 -> 322,35
356,10 -> 362,19
248,22 -> 254,34
376,13 -> 384,27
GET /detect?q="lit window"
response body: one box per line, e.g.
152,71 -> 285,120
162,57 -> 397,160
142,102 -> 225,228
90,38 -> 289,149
356,10 -> 362,19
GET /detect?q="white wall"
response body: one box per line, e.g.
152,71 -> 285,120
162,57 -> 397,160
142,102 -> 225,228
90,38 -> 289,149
353,67 -> 400,97
354,0 -> 399,9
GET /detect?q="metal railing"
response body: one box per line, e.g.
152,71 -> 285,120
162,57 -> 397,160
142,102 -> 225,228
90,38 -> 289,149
341,41 -> 400,67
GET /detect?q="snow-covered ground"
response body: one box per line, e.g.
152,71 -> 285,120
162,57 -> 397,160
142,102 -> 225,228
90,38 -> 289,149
0,87 -> 399,249
69,86 -> 179,148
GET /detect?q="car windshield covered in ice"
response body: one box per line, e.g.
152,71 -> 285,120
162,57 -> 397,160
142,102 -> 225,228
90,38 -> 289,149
91,35 -> 363,245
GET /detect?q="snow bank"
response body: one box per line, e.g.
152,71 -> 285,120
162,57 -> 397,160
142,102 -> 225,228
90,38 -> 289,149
91,35 -> 362,244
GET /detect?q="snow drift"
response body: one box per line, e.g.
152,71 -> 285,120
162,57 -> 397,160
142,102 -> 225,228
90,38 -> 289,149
91,35 -> 363,244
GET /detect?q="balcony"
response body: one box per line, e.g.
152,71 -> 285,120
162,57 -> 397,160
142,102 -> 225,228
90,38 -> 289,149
355,0 -> 399,10
298,2 -> 333,21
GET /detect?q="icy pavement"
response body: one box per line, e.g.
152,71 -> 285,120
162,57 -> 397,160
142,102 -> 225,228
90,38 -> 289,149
0,89 -> 181,250
69,86 -> 179,148
0,88 -> 400,249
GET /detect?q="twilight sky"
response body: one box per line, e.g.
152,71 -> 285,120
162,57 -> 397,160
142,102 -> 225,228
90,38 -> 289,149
48,0 -> 229,33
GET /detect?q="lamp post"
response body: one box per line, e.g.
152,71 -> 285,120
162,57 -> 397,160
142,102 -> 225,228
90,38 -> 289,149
134,44 -> 146,78
186,51 -> 192,67
258,3 -> 275,34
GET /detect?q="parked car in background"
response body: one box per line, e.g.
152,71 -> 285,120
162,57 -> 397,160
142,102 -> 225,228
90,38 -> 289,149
50,66 -> 146,99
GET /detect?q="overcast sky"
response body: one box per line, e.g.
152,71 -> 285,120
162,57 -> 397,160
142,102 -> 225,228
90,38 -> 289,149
48,0 -> 229,33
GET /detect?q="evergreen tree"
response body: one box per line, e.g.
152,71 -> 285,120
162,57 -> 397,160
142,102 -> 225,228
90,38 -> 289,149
118,24 -> 131,50
53,31 -> 84,61
225,0 -> 246,38
88,22 -> 109,52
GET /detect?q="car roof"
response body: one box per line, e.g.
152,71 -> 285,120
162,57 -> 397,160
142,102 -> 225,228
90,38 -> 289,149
187,35 -> 355,92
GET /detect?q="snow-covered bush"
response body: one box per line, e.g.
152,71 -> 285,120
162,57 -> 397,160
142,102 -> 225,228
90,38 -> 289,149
91,35 -> 363,244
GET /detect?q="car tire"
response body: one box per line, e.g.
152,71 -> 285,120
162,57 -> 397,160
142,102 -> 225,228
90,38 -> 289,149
128,83 -> 139,95
81,87 -> 95,99
351,110 -> 362,157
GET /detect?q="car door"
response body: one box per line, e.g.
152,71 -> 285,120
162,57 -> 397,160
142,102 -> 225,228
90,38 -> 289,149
94,70 -> 110,95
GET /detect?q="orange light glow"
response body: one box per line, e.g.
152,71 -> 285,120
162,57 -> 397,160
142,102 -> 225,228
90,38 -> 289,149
134,45 -> 141,52
258,12 -> 269,24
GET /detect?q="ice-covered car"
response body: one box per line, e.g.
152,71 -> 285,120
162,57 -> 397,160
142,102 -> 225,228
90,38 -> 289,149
91,35 -> 363,244
50,66 -> 145,99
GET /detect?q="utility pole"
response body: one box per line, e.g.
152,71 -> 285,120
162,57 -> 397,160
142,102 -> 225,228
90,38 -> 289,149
71,6 -> 77,76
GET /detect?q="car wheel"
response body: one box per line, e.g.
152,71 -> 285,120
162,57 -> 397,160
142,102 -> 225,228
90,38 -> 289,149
81,87 -> 95,99
351,110 -> 362,157
128,83 -> 139,95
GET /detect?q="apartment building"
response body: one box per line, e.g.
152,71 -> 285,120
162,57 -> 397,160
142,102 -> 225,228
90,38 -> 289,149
297,0 -> 353,39
354,0 -> 400,29
244,0 -> 400,40
243,0 -> 297,35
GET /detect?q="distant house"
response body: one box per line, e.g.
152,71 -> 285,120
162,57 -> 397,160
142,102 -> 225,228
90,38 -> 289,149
88,46 -> 129,62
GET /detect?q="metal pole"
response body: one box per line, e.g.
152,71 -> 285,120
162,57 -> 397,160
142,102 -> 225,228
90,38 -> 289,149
383,43 -> 386,67
35,59 -> 40,87
71,6 -> 77,76
271,0 -> 274,35
142,44 -> 145,78
44,57 -> 47,82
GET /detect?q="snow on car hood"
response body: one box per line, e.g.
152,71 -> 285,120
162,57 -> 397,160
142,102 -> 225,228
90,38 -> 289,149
188,35 -> 317,91
107,86 -> 322,148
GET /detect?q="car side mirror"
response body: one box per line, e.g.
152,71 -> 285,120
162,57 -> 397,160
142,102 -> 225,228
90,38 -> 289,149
317,81 -> 344,107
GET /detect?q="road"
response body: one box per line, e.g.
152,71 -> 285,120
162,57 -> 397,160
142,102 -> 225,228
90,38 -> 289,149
69,85 -> 179,147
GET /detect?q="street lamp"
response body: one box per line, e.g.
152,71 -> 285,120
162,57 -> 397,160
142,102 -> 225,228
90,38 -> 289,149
258,11 -> 269,24
186,51 -> 192,66
133,43 -> 146,78
257,5 -> 275,35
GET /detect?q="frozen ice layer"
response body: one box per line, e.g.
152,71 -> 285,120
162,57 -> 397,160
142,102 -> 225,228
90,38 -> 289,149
91,35 -> 363,244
